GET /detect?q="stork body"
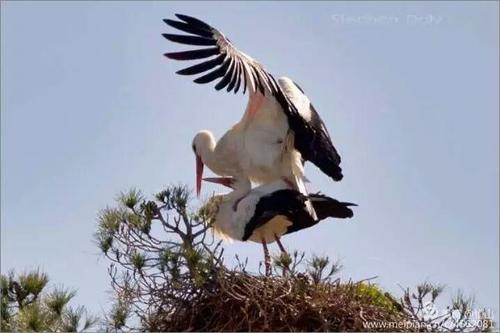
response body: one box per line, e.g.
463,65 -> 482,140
210,179 -> 355,243
204,177 -> 355,274
192,79 -> 305,196
239,81 -> 303,186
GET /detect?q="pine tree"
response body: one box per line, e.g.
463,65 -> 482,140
0,269 -> 97,332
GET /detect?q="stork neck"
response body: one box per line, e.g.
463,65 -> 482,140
198,139 -> 220,174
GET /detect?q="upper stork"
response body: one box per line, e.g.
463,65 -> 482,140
163,14 -> 344,209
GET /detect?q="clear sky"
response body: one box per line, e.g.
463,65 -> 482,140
1,1 -> 499,321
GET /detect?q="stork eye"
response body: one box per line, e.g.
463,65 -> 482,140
192,143 -> 197,153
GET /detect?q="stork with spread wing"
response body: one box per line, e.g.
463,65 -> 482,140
163,14 -> 344,219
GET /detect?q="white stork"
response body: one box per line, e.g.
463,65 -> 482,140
203,177 -> 355,275
163,14 -> 344,213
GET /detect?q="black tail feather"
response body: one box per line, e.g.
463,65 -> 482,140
309,194 -> 356,219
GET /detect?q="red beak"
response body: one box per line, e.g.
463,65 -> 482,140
203,177 -> 235,189
196,155 -> 204,197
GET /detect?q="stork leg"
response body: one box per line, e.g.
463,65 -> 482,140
274,234 -> 288,255
274,234 -> 290,276
261,238 -> 271,276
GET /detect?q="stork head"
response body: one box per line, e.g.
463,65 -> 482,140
192,130 -> 216,197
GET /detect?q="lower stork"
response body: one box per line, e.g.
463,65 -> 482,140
203,177 -> 356,275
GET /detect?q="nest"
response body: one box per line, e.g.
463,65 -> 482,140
145,270 -> 407,332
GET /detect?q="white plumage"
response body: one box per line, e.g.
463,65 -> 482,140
192,78 -> 307,200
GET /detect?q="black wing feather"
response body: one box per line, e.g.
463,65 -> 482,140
175,13 -> 213,30
164,47 -> 219,60
163,13 -> 275,96
194,56 -> 230,84
233,61 -> 243,93
226,59 -> 240,92
276,80 -> 344,181
176,54 -> 225,75
214,57 -> 235,90
250,67 -> 264,95
193,66 -> 225,84
162,33 -> 216,46
163,19 -> 212,38
302,103 -> 342,180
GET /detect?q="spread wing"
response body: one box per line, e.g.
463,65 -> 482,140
279,78 -> 343,181
163,14 -> 278,95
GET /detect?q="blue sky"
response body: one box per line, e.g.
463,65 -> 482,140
2,1 -> 498,321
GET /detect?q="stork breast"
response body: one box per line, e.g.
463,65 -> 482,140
241,96 -> 289,177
